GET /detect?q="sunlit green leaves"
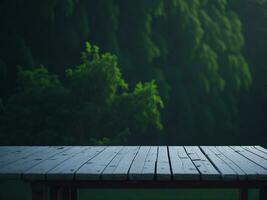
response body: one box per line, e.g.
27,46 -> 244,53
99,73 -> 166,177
66,42 -> 127,103
17,65 -> 62,92
1,42 -> 163,145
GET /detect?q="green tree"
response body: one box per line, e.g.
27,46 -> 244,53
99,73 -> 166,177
229,0 -> 267,144
0,42 -> 163,145
152,0 -> 251,143
65,42 -> 163,144
0,65 -> 69,144
1,0 -> 264,145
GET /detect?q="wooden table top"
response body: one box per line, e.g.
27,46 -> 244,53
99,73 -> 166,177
0,146 -> 266,182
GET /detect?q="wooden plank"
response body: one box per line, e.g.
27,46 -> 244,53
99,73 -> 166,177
207,146 -> 246,180
23,147 -> 86,180
156,146 -> 171,180
141,146 -> 158,180
216,146 -> 267,180
0,146 -> 41,157
169,146 -> 199,180
242,146 -> 267,160
75,146 -> 123,180
230,146 -> 267,170
0,146 -> 28,155
128,146 -> 150,180
201,146 -> 237,180
0,147 -> 50,167
101,146 -> 139,180
255,146 -> 267,154
46,146 -> 106,180
184,146 -> 220,180
0,146 -> 69,179
108,146 -> 140,180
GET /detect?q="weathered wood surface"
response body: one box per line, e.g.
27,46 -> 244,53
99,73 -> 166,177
169,146 -> 199,180
203,146 -> 247,180
102,146 -> 139,180
0,146 -> 266,181
201,146 -> 237,180
0,146 -> 69,179
129,146 -> 157,180
156,146 -> 171,180
184,146 -> 220,180
216,146 -> 267,180
75,146 -> 122,180
47,146 -> 105,180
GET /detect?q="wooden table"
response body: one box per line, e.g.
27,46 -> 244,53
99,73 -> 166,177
0,146 -> 266,200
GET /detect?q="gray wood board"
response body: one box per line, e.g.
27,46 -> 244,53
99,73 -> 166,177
230,146 -> 267,170
141,146 -> 158,180
169,146 -> 199,180
201,146 -> 237,180
216,146 -> 267,180
101,146 -> 139,180
242,146 -> 267,160
46,146 -> 106,180
75,146 -> 123,180
0,146 -> 69,179
23,146 -> 86,180
0,147 -> 50,168
0,146 -> 28,155
255,146 -> 267,154
156,146 -> 171,180
129,146 -> 157,180
0,146 -> 266,182
206,146 -> 246,180
184,146 -> 220,180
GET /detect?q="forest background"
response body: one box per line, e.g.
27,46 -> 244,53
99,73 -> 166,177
0,0 -> 266,147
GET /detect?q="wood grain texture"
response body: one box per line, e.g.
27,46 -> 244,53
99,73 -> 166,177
0,146 -> 266,182
0,146 -> 71,179
0,146 -> 27,155
184,146 -> 220,180
128,146 -> 150,180
102,146 -> 139,180
141,146 -> 158,180
156,146 -> 171,180
169,146 -> 199,180
24,147 -> 85,180
242,146 -> 267,160
207,146 -> 246,180
46,146 -> 106,180
230,146 -> 267,169
0,147 -> 49,168
75,146 -> 123,180
217,146 -> 267,180
201,146 -> 237,180
255,146 -> 267,154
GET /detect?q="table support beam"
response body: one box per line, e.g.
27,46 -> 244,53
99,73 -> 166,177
31,183 -> 48,200
260,187 -> 267,200
61,187 -> 70,200
55,186 -> 78,200
239,188 -> 248,200
50,186 -> 59,200
70,187 -> 78,200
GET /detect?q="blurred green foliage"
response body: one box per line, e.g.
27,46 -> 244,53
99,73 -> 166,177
0,0 -> 266,145
0,43 -> 163,145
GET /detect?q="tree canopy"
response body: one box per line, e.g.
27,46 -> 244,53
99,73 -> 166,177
0,0 -> 266,146
0,43 -> 163,145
